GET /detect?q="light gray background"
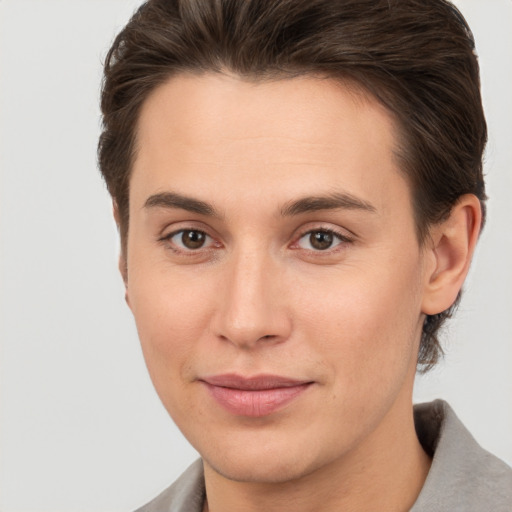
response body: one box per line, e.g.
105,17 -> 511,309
0,1 -> 511,511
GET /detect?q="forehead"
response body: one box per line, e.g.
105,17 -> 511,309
132,73 -> 409,217
135,72 -> 397,159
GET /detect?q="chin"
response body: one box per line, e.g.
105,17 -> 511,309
206,452 -> 316,484
198,430 -> 331,485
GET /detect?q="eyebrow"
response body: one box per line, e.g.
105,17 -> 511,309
144,192 -> 220,217
280,192 -> 377,216
143,190 -> 377,218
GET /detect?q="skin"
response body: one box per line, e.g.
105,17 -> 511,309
121,73 -> 481,511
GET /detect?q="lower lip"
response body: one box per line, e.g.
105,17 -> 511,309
203,382 -> 312,417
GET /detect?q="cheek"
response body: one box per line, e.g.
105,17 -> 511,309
127,267 -> 214,407
289,266 -> 423,452
298,261 -> 423,394
129,251 -> 215,339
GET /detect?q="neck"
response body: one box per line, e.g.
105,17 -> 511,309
203,381 -> 431,512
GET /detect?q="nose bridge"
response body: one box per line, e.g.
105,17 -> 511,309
214,241 -> 289,348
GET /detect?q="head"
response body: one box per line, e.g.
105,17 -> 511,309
98,0 -> 487,373
99,0 -> 486,491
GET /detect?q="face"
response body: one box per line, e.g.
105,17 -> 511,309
126,73 -> 430,483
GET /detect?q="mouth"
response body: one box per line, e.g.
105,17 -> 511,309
199,374 -> 314,417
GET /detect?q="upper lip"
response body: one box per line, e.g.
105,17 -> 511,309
200,374 -> 312,390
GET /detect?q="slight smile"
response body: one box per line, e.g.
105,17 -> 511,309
200,374 -> 314,417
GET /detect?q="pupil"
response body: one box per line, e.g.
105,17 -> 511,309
182,230 -> 205,249
310,231 -> 333,250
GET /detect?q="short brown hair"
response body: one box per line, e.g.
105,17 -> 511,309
98,0 -> 487,371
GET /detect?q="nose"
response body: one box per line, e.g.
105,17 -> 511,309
211,247 -> 292,349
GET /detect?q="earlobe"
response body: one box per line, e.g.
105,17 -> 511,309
421,194 -> 482,315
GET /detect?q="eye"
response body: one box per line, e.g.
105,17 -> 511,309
166,229 -> 213,251
296,229 -> 347,251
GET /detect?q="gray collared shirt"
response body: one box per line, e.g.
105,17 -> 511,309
135,400 -> 512,511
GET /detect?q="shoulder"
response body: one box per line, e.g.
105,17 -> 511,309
412,400 -> 512,512
134,459 -> 205,512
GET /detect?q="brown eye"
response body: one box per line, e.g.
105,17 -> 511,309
309,231 -> 334,250
166,229 -> 212,251
180,230 -> 206,249
297,229 -> 346,251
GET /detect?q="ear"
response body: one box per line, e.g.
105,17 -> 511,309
421,194 -> 482,315
112,201 -> 129,290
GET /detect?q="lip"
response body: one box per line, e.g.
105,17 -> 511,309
200,374 -> 313,417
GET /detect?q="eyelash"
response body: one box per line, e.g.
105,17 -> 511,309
292,227 -> 353,253
159,229 -> 218,255
159,227 -> 354,255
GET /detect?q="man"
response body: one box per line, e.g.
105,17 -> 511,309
98,0 -> 512,510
